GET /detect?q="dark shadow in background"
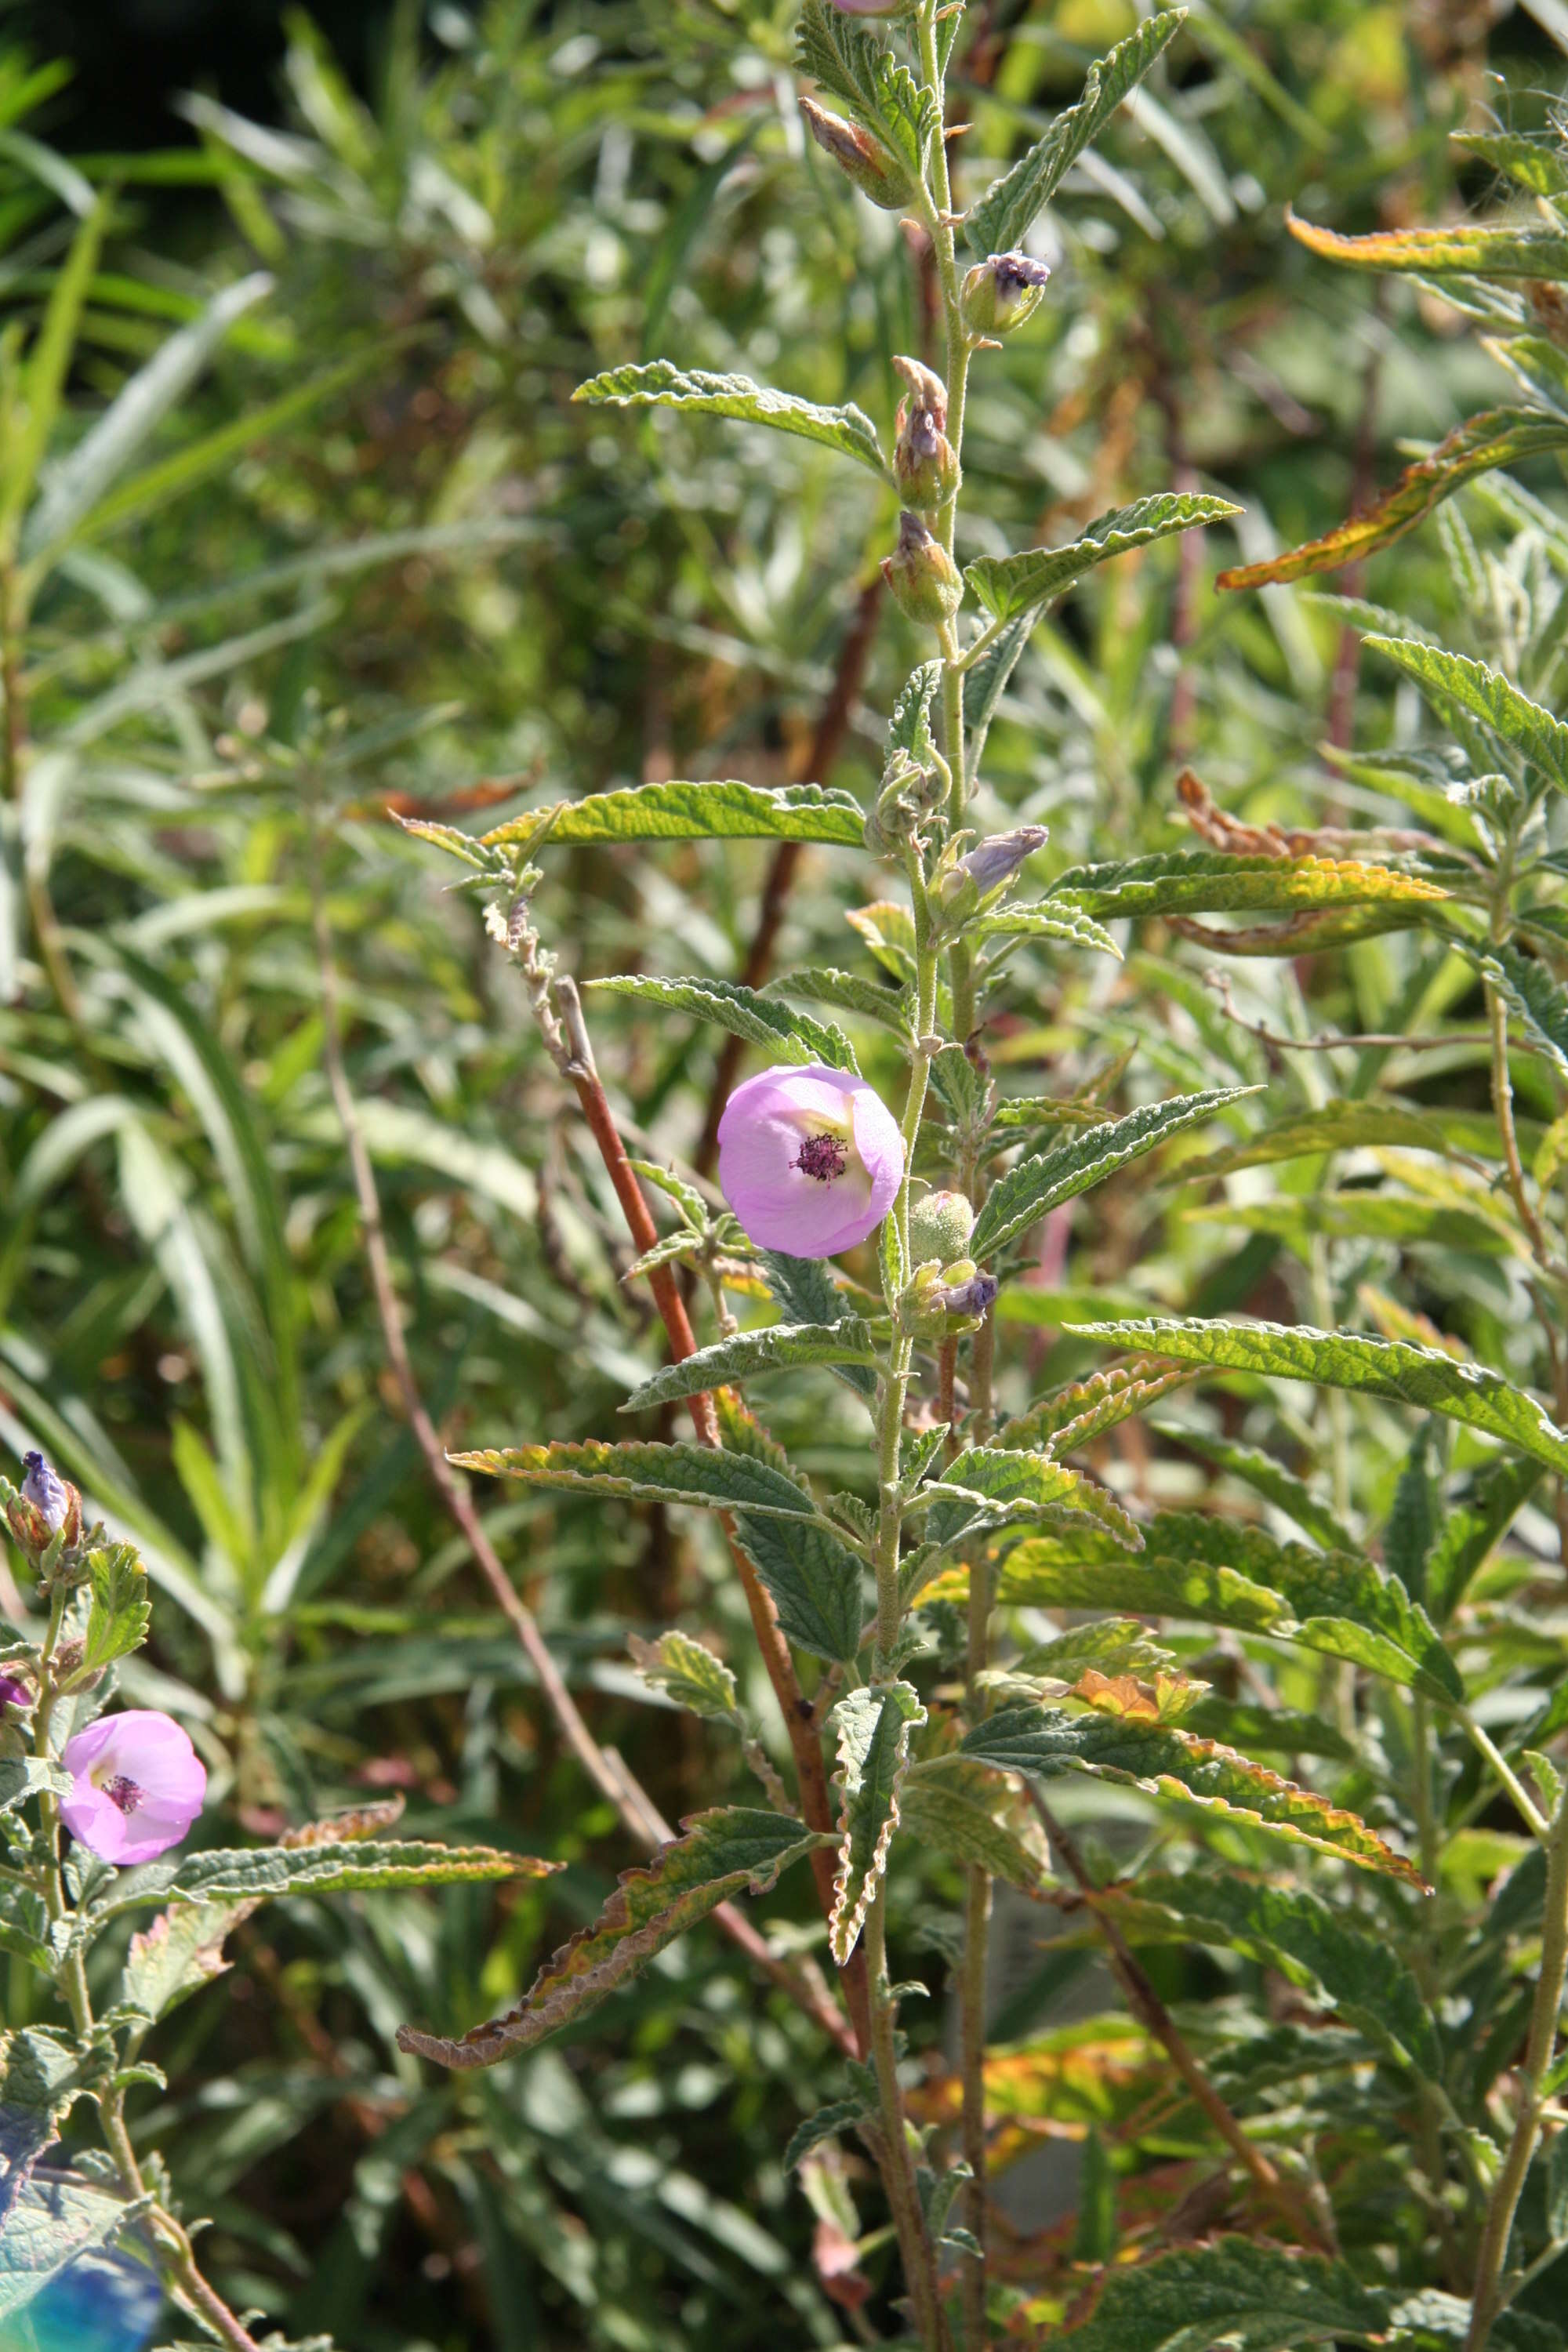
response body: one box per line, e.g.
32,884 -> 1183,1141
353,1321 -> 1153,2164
16,0 -> 396,148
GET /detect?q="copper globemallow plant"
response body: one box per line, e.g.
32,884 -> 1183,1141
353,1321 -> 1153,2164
401,3 -> 1568,2348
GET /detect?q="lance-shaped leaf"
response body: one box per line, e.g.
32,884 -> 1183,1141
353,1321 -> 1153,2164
1068,1316 -> 1568,1475
965,494 -> 1239,626
732,1508 -> 866,1664
1287,211 -> 1568,281
1106,1870 -> 1439,2075
765,967 -> 913,1036
998,1360 -> 1198,1456
923,1446 -> 1142,1549
1178,1098 -> 1452,1179
628,1630 -> 739,1722
973,902 -> 1121,958
1051,2236 -> 1388,2352
964,12 -> 1186,256
1476,942 -> 1568,1079
585,975 -> 857,1073
1365,637 -> 1568,800
1425,1455 -> 1542,1624
1047,849 -> 1449,920
0,1759 -> 72,1817
971,1088 -> 1254,1260
573,361 -> 886,478
1218,408 -> 1568,589
619,1319 -> 880,1415
994,1511 -> 1461,1700
513,779 -> 867,848
758,1252 -> 878,1398
829,1682 -> 925,1963
949,1686 -> 1422,1880
784,2087 -> 877,2174
887,659 -> 943,768
963,612 -> 1033,775
99,1838 -> 546,1918
456,1438 -> 822,1521
396,1809 -> 828,2069
898,1769 -> 1047,1893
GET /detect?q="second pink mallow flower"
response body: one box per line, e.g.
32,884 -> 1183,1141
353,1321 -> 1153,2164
717,1063 -> 904,1258
60,1709 -> 207,1865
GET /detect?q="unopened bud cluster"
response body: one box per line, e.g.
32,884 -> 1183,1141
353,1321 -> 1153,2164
2,1450 -> 88,1588
865,750 -> 948,856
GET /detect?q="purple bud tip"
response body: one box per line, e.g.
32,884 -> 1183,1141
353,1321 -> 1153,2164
20,1451 -> 70,1534
718,1065 -> 904,1258
958,825 -> 1049,895
898,510 -> 935,554
993,252 -> 1051,291
60,1709 -> 207,1866
938,1272 -> 1000,1318
0,1675 -> 30,1711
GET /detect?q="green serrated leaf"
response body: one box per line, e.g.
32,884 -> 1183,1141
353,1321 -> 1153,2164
627,1629 -> 739,1722
573,360 -> 886,477
964,12 -> 1186,256
102,1839 -> 546,1917
619,1319 -> 880,1415
829,1682 -> 924,1963
999,1362 -> 1198,1457
783,2089 -> 875,2173
1069,1316 -> 1568,1475
887,660 -> 943,770
964,495 -> 1238,626
1110,1871 -> 1439,2074
0,1759 -> 72,1817
950,1691 -> 1421,1879
973,902 -> 1121,958
756,1251 -> 879,1398
456,1437 -> 827,1520
1366,636 -> 1568,800
1478,942 -> 1568,1079
732,1508 -> 866,1664
971,1089 -> 1254,1260
995,1511 -> 1461,1700
924,1446 -> 1141,1548
898,1769 -> 1046,1893
1220,408 -> 1568,590
1047,850 -> 1450,920
1288,214 -> 1568,282
1153,1425 -> 1357,1552
396,1808 -> 827,2069
1453,131 -> 1568,197
520,779 -> 867,847
764,967 -> 913,1036
1054,2235 -> 1388,2352
586,974 -> 858,1073
795,0 -> 940,183
119,1898 -> 255,2024
963,613 -> 1033,775
78,1541 -> 150,1674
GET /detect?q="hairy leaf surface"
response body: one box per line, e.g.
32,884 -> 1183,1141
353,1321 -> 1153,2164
964,495 -> 1238,626
971,1089 -> 1254,1259
574,360 -> 886,476
586,975 -> 858,1072
619,1319 -> 879,1414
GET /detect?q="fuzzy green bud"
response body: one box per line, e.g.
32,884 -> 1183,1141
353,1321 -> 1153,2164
864,750 -> 946,856
908,1189 -> 975,1265
960,251 -> 1052,339
882,510 -> 964,627
799,96 -> 912,212
891,356 -> 960,514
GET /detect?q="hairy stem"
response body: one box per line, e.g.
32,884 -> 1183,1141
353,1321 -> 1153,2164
1465,1772 -> 1568,2350
866,1885 -> 953,2351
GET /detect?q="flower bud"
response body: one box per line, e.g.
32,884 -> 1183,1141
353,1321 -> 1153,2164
863,751 -> 946,856
935,824 -> 1047,927
800,96 -> 912,212
898,1254 -> 998,1337
909,1189 -> 975,1265
960,251 -> 1052,338
934,1267 -> 1000,1321
891,357 -> 959,514
882,510 -> 964,628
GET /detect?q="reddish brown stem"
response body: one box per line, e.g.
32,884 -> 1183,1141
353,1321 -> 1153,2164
314,895 -> 855,2059
693,579 -> 883,1177
553,979 -> 872,2054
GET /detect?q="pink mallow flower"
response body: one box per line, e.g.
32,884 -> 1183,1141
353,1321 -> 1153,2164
718,1064 -> 904,1257
60,1710 -> 206,1865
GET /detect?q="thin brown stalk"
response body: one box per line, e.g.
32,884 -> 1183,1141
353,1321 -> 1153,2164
312,891 -> 856,2060
958,1298 -> 996,2347
1026,1788 -> 1334,2256
693,577 -> 883,1177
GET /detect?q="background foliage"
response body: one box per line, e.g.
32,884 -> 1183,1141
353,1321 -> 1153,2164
6,2 -> 1568,2347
